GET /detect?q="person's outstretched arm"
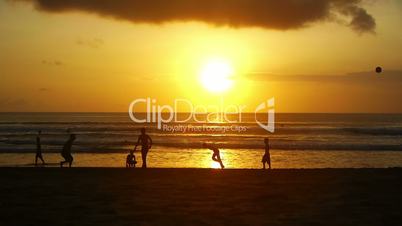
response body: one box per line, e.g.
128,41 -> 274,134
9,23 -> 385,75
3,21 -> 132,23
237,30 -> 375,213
134,136 -> 141,149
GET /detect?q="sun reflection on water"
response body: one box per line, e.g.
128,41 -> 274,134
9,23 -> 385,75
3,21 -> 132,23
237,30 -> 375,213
2,149 -> 402,169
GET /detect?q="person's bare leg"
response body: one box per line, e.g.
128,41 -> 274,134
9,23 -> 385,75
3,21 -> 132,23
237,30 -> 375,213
263,162 -> 266,169
219,161 -> 225,169
68,156 -> 74,168
39,156 -> 45,165
35,156 -> 38,166
212,154 -> 218,162
216,155 -> 224,169
211,154 -> 222,168
211,154 -> 224,168
141,150 -> 147,168
60,161 -> 67,167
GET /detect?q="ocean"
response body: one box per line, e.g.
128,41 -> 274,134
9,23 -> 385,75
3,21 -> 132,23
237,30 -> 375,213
0,113 -> 401,168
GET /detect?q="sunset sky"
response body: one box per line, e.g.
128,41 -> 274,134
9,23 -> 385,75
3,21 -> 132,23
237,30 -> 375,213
1,0 -> 401,112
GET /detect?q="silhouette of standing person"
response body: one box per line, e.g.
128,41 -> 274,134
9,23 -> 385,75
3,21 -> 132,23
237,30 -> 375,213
35,130 -> 45,166
262,138 -> 271,169
134,128 -> 152,168
203,143 -> 225,169
60,134 -> 76,168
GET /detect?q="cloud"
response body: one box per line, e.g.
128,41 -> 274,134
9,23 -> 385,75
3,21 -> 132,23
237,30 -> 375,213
13,0 -> 376,33
76,37 -> 104,48
247,70 -> 402,83
333,1 -> 376,33
42,60 -> 63,66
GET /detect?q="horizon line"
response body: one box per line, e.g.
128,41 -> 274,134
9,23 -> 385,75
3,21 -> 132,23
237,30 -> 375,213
0,112 -> 402,114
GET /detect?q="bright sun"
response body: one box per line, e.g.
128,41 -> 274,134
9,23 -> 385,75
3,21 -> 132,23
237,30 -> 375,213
200,59 -> 234,93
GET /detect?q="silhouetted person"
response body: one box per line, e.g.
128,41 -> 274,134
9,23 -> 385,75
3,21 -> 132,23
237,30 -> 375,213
60,134 -> 76,168
134,128 -> 152,168
203,143 -> 225,169
262,138 -> 271,169
35,130 -> 45,166
126,149 -> 137,168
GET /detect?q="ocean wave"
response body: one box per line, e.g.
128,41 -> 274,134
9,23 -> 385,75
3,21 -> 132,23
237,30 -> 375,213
342,127 -> 402,135
1,124 -> 402,136
1,113 -> 402,152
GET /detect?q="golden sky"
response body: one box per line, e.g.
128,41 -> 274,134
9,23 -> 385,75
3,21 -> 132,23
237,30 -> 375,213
0,0 -> 401,112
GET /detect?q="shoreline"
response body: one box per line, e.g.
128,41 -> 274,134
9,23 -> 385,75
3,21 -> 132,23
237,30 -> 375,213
1,148 -> 402,153
2,150 -> 402,169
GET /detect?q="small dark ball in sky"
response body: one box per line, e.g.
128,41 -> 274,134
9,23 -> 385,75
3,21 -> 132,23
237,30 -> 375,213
376,66 -> 382,73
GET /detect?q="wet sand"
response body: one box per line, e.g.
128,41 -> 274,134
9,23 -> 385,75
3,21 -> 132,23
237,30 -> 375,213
1,168 -> 401,225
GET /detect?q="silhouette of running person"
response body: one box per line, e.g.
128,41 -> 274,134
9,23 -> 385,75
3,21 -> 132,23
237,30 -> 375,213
134,128 -> 152,168
262,138 -> 271,169
203,143 -> 225,169
126,149 -> 137,168
60,134 -> 76,168
35,130 -> 45,166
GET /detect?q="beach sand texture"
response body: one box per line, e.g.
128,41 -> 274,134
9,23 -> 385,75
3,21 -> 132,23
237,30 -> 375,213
1,168 -> 401,225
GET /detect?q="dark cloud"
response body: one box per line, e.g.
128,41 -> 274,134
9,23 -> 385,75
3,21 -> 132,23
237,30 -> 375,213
247,70 -> 402,83
14,0 -> 376,33
42,60 -> 63,66
333,1 -> 376,33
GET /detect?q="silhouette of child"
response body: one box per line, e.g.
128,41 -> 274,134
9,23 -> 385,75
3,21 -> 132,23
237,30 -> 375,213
126,149 -> 137,168
262,138 -> 271,169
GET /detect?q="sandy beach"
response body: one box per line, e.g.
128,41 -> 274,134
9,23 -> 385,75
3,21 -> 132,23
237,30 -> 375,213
1,168 -> 401,225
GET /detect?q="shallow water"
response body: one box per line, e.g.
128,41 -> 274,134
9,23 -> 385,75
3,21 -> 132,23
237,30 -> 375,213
2,148 -> 402,169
